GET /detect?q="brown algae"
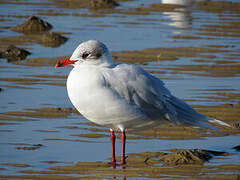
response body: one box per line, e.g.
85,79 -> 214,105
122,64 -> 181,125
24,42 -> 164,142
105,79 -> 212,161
0,163 -> 30,168
16,144 -> 43,151
4,152 -> 237,179
0,107 -> 78,119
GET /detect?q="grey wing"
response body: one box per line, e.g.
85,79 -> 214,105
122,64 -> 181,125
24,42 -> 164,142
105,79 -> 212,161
103,63 -> 179,123
103,64 -> 222,130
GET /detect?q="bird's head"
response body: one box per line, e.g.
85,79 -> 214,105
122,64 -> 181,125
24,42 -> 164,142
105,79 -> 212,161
55,40 -> 113,68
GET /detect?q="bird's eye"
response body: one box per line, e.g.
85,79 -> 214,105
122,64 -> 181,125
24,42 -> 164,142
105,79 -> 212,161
82,52 -> 90,59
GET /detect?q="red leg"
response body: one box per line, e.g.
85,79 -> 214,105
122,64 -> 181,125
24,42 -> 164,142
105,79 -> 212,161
121,130 -> 126,165
110,129 -> 116,166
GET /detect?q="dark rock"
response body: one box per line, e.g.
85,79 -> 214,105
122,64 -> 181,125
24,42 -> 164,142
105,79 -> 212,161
11,16 -> 52,34
160,149 -> 212,165
90,0 -> 119,9
2,45 -> 31,62
39,32 -> 68,48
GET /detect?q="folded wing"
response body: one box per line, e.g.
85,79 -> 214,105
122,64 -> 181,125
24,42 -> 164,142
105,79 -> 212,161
103,63 -> 228,130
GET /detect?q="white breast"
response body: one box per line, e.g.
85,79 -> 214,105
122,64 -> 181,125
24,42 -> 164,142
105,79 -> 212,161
66,66 -> 147,130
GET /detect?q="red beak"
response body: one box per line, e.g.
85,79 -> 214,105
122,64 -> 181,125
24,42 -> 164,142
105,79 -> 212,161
55,58 -> 77,68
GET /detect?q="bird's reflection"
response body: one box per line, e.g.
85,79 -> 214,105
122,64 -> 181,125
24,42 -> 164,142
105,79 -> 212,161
162,0 -> 194,29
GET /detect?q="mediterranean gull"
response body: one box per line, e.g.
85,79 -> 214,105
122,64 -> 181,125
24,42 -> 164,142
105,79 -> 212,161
55,40 -> 229,166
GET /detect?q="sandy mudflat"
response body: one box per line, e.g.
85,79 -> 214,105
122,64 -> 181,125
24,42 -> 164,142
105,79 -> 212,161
0,0 -> 239,179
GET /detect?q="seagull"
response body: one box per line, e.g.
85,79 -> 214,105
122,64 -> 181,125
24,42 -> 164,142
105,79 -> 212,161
55,40 -> 229,166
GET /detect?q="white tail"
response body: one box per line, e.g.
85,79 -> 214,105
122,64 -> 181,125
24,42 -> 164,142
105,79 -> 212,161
208,119 -> 231,127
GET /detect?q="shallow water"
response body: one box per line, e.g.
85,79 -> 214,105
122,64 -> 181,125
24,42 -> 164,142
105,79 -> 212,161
0,0 -> 240,179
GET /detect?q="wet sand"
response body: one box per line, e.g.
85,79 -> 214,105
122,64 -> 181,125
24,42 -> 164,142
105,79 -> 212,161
0,0 -> 240,179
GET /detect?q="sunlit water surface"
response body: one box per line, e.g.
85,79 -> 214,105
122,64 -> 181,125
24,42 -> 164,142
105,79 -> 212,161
0,0 -> 240,179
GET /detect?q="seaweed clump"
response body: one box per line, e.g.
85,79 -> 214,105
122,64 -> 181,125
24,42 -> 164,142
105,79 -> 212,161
11,16 -> 52,34
0,45 -> 31,62
90,0 -> 119,9
39,32 -> 68,48
160,149 -> 212,165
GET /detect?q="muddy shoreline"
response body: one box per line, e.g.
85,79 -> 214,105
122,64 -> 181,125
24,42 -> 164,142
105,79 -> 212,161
0,0 -> 240,179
